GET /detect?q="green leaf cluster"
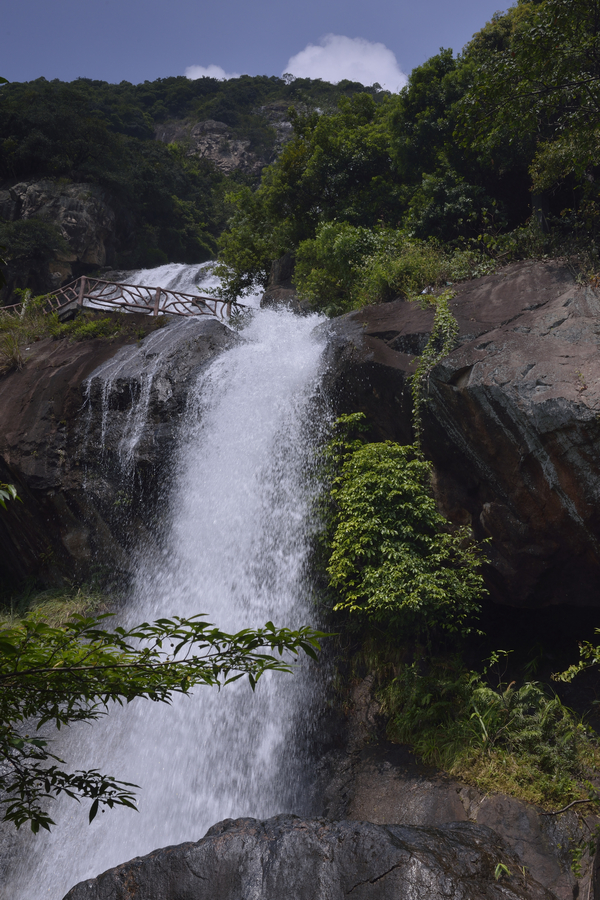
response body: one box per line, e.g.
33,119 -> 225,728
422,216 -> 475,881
459,0 -> 600,196
324,416 -> 485,636
218,2 -> 600,304
0,482 -> 18,511
293,222 -> 494,314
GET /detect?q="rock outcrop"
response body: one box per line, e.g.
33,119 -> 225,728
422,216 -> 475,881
318,677 -> 593,900
325,259 -> 600,608
156,119 -> 266,175
155,102 -> 294,176
0,180 -> 122,294
0,316 -> 238,586
63,814 -> 555,900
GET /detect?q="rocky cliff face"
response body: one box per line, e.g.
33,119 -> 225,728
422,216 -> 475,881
155,119 -> 266,175
0,180 -> 122,295
3,259 -> 600,604
4,261 -> 600,899
155,101 -> 293,176
0,315 -> 238,587
325,259 -> 600,608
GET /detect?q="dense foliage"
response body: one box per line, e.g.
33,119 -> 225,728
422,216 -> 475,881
0,610 -> 323,831
380,652 -> 600,810
324,415 -> 485,637
218,0 -> 600,309
3,2 -> 598,305
0,74 -> 384,282
0,298 -> 170,373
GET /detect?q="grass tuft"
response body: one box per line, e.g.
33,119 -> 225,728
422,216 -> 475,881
0,584 -> 109,627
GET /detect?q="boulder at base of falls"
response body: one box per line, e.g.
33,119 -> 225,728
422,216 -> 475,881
62,814 -> 555,900
324,259 -> 600,608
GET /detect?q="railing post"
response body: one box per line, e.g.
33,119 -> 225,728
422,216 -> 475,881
226,301 -> 232,319
77,277 -> 86,307
153,288 -> 161,316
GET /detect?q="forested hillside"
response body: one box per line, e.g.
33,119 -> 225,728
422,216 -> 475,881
218,0 -> 600,310
0,0 -> 598,304
0,74 -> 383,296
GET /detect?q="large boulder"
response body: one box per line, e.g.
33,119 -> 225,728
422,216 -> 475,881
63,814 -> 555,900
324,260 -> 600,608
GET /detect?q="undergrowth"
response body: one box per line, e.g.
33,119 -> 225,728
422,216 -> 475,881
294,223 -> 496,315
0,583 -> 108,627
377,651 -> 600,810
321,416 -> 600,813
294,218 -> 600,317
0,295 -> 169,373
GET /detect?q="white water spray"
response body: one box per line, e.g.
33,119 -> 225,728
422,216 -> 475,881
7,289 -> 328,899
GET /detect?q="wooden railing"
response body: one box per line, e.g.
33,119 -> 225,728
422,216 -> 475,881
3,276 -> 242,319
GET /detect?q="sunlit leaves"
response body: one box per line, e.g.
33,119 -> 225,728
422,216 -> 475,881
458,0 -> 600,193
325,416 -> 485,635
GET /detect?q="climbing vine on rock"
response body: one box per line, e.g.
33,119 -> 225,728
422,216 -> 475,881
410,289 -> 458,444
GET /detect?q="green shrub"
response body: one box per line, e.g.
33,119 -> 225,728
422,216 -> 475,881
0,584 -> 108,627
0,218 -> 69,265
357,239 -> 448,305
324,415 -> 485,636
0,332 -> 24,373
0,303 -> 169,375
295,222 -> 495,314
294,222 -> 381,314
50,314 -> 122,340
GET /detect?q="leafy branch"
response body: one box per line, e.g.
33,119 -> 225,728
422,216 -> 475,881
0,612 -> 325,832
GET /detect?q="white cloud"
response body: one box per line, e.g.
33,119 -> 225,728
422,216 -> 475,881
283,35 -> 407,92
185,64 -> 240,81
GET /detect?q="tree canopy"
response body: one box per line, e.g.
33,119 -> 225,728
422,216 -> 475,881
0,74 -> 385,283
217,0 -> 599,308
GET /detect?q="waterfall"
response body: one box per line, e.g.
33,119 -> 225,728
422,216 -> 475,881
6,269 -> 329,899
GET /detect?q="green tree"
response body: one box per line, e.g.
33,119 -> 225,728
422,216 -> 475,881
217,94 -> 398,299
0,610 -> 323,832
459,0 -> 600,207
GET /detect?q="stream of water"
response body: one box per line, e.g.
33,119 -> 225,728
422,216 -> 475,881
7,267 -> 329,899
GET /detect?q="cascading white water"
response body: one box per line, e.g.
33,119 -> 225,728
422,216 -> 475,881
97,260 -> 265,309
6,273 -> 329,899
102,261 -> 226,298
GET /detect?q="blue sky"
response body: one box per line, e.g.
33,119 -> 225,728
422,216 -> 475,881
4,0 -> 507,87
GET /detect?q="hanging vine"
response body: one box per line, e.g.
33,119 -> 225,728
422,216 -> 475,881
410,290 -> 458,445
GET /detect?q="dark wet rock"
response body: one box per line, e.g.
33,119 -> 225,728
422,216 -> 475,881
340,745 -> 589,900
0,316 -> 238,586
324,259 -> 600,608
63,813 -> 555,900
260,251 -> 312,312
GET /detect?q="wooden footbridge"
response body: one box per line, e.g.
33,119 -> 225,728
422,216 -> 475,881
5,276 -> 243,319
